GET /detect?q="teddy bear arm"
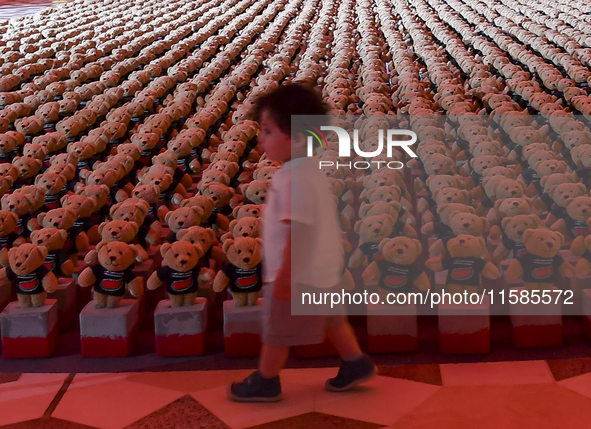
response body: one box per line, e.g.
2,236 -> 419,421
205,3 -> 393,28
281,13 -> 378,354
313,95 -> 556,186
61,259 -> 74,277
524,183 -> 538,198
180,173 -> 193,189
0,248 -> 8,268
428,239 -> 445,256
488,225 -> 502,240
127,276 -> 144,297
348,247 -> 366,268
115,189 -> 129,203
147,221 -> 163,246
213,270 -> 230,292
425,256 -> 443,272
545,213 -> 557,227
482,262 -> 500,279
492,244 -> 509,265
27,218 -> 41,232
475,203 -> 487,217
470,185 -> 484,200
400,197 -> 413,211
549,218 -> 567,235
173,183 -> 188,199
198,267 -> 215,283
42,271 -> 58,293
505,259 -> 524,282
575,258 -> 591,276
189,160 -> 201,175
486,209 -> 500,225
361,261 -> 379,284
558,260 -> 575,278
416,198 -> 429,214
0,267 -> 6,281
78,267 -> 96,287
413,272 -> 431,291
146,271 -> 163,290
342,189 -> 354,205
133,245 -> 149,262
570,236 -> 586,256
13,237 -> 26,246
215,214 -> 230,231
340,213 -> 351,232
84,249 -> 98,266
420,222 -> 434,235
75,232 -> 89,252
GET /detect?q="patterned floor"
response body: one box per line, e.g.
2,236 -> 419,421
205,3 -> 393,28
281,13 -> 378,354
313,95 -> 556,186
2,359 -> 591,428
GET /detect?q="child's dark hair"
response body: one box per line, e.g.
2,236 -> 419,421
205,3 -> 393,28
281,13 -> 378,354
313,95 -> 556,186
253,84 -> 328,134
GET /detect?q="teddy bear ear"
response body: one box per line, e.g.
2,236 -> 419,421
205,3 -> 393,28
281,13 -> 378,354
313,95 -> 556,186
98,222 -> 107,235
478,236 -> 486,249
554,231 -> 565,248
383,214 -> 396,226
222,238 -> 234,254
432,188 -> 441,199
412,239 -> 422,255
358,202 -> 371,218
109,203 -> 121,217
34,175 -> 43,186
7,211 -> 18,224
377,237 -> 389,253
578,183 -> 587,194
501,216 -> 512,229
58,229 -> 68,241
228,219 -> 237,232
529,214 -> 541,228
522,228 -> 536,244
160,243 -> 171,257
255,237 -> 263,248
480,216 -> 489,230
436,203 -> 449,214
164,211 -> 174,224
494,199 -> 503,210
36,245 -> 48,261
37,212 -> 46,225
564,197 -> 575,209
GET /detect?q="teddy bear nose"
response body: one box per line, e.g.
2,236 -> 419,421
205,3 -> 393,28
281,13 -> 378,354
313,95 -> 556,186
463,223 -> 470,228
8,204 -> 14,209
177,220 -> 184,226
110,256 -> 117,261
447,197 -> 453,201
16,262 -> 21,268
53,222 -> 59,227
111,231 -> 118,237
154,180 -> 161,185
180,259 -> 187,265
397,248 -> 403,254
243,257 -> 250,263
583,209 -> 588,214
373,227 -> 380,234
513,201 -> 519,206
459,239 -> 466,244
518,231 -> 524,236
546,242 -> 553,248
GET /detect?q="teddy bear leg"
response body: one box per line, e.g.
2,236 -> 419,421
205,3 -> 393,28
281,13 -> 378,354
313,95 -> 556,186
540,282 -> 554,292
94,292 -> 108,309
106,295 -> 122,309
232,292 -> 248,307
170,295 -> 184,307
447,284 -> 464,295
184,292 -> 197,306
523,282 -> 537,294
247,292 -> 260,306
17,294 -> 32,308
31,292 -> 47,307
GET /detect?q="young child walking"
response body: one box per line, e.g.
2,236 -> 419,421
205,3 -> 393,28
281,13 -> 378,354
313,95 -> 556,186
228,84 -> 376,402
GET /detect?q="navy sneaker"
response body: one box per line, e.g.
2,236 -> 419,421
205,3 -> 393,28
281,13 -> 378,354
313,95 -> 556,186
228,371 -> 283,402
325,354 -> 377,392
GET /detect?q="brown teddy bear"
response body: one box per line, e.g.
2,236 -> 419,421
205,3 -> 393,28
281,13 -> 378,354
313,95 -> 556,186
165,206 -> 204,243
12,156 -> 43,188
34,172 -> 67,210
550,196 -> 591,240
152,150 -> 193,190
571,236 -> 591,276
232,204 -> 263,220
1,192 -> 38,239
78,241 -> 144,309
84,220 -> 148,266
426,235 -> 500,294
487,197 -> 535,225
38,207 -> 89,265
130,184 -> 169,222
220,216 -> 261,243
147,241 -> 212,307
213,236 -> 263,307
505,229 -> 575,292
110,199 -> 162,247
176,225 -> 226,269
200,182 -> 236,218
176,194 -> 230,231
428,212 -> 490,258
492,214 -> 541,264
349,214 -> 401,268
30,228 -> 74,277
0,210 -> 23,267
0,243 -> 58,308
362,236 -> 430,301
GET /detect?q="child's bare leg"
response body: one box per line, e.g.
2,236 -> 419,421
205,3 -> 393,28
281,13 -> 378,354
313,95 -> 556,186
258,344 -> 290,378
326,322 -> 363,361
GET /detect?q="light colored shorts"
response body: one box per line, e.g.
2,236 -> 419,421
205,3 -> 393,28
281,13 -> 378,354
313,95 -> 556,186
262,281 -> 348,347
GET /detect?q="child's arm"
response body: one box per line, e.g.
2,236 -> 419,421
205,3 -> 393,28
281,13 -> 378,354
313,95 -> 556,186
273,226 -> 292,301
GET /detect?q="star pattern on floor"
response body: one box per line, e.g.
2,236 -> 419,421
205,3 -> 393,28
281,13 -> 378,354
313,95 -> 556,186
0,360 -> 591,428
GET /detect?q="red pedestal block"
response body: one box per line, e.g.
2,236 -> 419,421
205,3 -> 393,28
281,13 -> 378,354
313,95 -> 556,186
73,260 -> 92,312
223,299 -> 263,357
47,278 -> 77,331
79,299 -> 139,357
438,297 -> 490,354
154,298 -> 207,357
0,299 -> 58,358
367,303 -> 418,353
583,290 -> 591,340
510,287 -> 562,349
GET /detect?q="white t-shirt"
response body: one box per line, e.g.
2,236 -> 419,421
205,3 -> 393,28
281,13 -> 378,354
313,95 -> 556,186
262,156 -> 345,288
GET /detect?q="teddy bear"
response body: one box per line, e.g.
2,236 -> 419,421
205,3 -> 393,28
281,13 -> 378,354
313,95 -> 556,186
176,225 -> 226,270
37,207 -> 88,265
414,153 -> 456,191
131,132 -> 161,169
362,236 -> 430,301
165,206 -> 204,243
34,172 -> 67,211
0,243 -> 58,308
77,241 -> 144,309
571,235 -> 591,276
147,241 -> 213,307
220,216 -> 261,243
492,214 -> 541,264
72,185 -> 109,243
428,212 -> 491,258
476,177 -> 526,217
130,184 -> 169,223
235,179 -> 269,206
349,214 -> 404,268
12,155 -> 43,188
425,235 -> 500,295
1,192 -> 38,239
152,150 -> 193,190
199,182 -> 236,218
109,198 -> 162,247
0,210 -> 23,267
139,171 -> 186,210
213,236 -> 263,307
505,229 -> 575,292
84,219 -> 149,266
487,197 -> 535,225
30,228 -> 74,277
550,196 -> 591,240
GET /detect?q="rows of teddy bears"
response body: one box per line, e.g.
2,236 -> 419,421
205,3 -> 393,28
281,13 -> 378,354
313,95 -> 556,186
0,0 -> 334,309
315,0 -> 591,298
2,0 -> 591,312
